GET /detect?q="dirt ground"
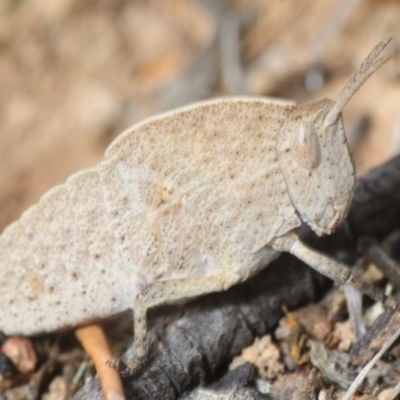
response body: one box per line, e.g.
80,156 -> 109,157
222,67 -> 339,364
0,0 -> 400,399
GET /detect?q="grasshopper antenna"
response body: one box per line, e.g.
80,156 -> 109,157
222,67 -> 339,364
326,37 -> 392,126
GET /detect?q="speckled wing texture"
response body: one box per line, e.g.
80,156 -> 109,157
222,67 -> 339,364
0,172 -> 139,335
106,97 -> 299,254
0,97 -> 298,335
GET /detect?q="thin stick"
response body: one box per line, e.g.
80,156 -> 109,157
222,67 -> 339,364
75,324 -> 125,400
341,322 -> 400,400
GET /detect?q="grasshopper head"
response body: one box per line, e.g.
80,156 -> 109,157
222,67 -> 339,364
277,100 -> 355,235
276,38 -> 392,236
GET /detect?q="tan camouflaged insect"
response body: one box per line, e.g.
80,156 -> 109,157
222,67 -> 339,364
0,38 -> 394,374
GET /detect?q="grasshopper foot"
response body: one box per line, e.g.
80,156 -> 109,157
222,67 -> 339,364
107,357 -> 145,377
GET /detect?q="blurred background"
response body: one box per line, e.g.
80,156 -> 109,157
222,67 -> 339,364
0,0 -> 399,232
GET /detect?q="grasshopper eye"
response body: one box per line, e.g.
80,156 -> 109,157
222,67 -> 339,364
293,120 -> 321,169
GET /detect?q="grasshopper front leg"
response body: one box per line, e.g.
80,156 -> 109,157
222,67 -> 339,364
272,232 -> 397,308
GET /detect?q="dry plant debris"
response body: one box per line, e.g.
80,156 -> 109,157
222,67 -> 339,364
230,335 -> 284,380
226,263 -> 400,399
